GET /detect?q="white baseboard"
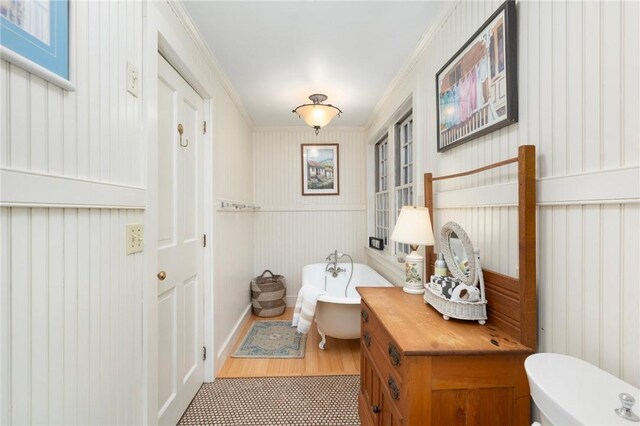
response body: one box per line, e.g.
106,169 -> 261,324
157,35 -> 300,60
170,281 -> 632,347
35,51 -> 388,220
285,295 -> 298,307
214,303 -> 252,376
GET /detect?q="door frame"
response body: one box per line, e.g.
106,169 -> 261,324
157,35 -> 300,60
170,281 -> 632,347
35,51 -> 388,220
143,4 -> 216,424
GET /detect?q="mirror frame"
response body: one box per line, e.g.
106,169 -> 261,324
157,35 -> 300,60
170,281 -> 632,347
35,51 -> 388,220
440,221 -> 476,286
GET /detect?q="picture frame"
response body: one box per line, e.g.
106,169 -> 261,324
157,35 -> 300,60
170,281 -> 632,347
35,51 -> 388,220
436,0 -> 517,152
0,0 -> 73,91
301,143 -> 339,196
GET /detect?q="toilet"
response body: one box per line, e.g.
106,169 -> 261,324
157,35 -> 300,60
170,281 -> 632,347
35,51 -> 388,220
525,353 -> 640,425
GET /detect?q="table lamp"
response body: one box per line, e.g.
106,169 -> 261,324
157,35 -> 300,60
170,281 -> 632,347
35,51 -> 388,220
390,206 -> 435,294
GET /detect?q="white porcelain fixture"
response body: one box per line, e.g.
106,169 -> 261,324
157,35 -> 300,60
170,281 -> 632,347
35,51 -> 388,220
525,353 -> 640,425
301,263 -> 392,349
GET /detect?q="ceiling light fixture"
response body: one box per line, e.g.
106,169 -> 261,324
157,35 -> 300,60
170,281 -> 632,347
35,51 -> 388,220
292,94 -> 343,135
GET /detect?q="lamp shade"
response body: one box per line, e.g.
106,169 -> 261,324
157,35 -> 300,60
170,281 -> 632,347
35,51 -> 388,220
390,206 -> 435,246
295,104 -> 340,128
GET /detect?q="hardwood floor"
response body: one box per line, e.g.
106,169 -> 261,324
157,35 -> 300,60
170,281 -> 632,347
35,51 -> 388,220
217,308 -> 361,378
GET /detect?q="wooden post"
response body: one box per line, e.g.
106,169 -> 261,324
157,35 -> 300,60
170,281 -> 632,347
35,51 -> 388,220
518,145 -> 537,350
424,173 -> 435,278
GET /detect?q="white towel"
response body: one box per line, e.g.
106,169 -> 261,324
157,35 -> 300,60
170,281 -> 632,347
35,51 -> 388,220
291,285 -> 325,334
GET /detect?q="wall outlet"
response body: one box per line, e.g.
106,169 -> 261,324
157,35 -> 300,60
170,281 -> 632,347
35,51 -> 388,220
126,223 -> 144,255
126,61 -> 139,97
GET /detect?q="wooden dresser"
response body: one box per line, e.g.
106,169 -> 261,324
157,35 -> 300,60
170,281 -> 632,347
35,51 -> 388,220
357,287 -> 533,426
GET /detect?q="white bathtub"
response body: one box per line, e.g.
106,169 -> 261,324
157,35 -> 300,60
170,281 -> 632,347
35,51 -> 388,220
301,262 -> 393,349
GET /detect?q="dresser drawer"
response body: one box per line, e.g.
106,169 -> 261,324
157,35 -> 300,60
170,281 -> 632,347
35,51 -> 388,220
361,302 -> 404,373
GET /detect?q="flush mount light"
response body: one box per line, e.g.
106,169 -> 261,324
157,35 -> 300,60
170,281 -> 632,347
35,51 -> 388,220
292,94 -> 343,135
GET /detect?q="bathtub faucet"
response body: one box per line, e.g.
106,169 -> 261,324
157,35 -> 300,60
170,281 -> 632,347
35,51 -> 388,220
325,250 -> 346,277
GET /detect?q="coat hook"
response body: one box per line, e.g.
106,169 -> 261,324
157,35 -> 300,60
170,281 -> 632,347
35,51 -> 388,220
178,123 -> 188,147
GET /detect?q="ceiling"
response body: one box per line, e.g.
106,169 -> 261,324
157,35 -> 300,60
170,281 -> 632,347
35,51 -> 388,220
183,1 -> 446,127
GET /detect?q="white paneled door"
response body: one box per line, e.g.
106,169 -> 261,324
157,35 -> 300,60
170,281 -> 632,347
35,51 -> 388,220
156,54 -> 204,426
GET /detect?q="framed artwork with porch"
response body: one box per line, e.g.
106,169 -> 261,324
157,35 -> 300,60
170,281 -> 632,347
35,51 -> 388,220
301,143 -> 339,196
436,0 -> 518,152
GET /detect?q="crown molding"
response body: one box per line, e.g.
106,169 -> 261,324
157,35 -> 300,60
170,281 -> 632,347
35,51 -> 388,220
364,0 -> 460,130
253,125 -> 365,133
166,0 -> 254,128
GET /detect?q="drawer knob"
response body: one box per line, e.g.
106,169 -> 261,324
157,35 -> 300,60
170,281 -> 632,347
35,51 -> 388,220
361,309 -> 369,323
388,343 -> 401,366
388,376 -> 400,400
372,405 -> 381,414
363,331 -> 371,347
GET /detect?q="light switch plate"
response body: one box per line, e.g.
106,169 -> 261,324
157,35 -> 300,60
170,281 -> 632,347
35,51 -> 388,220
126,61 -> 139,97
126,223 -> 144,255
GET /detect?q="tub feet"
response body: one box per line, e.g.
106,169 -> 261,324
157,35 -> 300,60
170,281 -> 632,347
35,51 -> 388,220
318,327 -> 327,350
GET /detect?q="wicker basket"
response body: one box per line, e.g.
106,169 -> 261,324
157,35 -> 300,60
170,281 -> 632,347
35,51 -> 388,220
423,282 -> 487,325
251,270 -> 286,317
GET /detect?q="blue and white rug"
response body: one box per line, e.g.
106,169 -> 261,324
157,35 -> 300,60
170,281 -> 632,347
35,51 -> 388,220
231,320 -> 307,358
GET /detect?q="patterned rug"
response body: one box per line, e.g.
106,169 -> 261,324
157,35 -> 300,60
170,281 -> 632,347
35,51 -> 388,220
232,320 -> 307,358
178,375 -> 361,425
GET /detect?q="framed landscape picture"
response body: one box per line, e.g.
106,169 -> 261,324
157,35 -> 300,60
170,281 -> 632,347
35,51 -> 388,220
301,144 -> 339,196
436,0 -> 518,152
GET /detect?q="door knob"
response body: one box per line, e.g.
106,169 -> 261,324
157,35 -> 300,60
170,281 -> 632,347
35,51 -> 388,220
157,271 -> 166,280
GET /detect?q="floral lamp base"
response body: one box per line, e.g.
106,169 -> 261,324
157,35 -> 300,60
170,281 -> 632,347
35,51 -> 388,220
403,249 -> 425,295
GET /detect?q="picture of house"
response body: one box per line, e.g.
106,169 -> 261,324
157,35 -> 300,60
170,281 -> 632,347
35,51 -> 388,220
302,145 -> 338,194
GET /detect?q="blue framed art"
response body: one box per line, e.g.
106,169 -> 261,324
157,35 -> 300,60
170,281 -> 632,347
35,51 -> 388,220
0,0 -> 70,87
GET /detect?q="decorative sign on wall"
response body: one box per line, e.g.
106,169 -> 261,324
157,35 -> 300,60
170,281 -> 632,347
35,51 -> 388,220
301,143 -> 339,196
0,0 -> 71,89
436,0 -> 517,152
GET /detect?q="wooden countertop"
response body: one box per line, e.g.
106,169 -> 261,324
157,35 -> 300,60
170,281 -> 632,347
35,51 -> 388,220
357,287 -> 532,356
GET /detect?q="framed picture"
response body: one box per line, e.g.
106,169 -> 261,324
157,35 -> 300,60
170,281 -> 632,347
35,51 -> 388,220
301,143 -> 339,196
436,0 -> 517,152
0,0 -> 72,90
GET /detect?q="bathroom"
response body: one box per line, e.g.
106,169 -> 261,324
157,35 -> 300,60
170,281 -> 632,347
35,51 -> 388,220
0,0 -> 638,425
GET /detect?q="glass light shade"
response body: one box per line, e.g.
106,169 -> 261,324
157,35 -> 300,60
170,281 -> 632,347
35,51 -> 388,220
390,206 -> 435,246
295,104 -> 340,128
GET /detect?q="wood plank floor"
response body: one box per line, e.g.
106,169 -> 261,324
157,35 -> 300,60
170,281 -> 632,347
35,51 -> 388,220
217,308 -> 361,378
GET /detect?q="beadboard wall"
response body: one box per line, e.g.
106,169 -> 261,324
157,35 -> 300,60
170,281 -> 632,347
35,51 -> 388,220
253,127 -> 367,304
366,0 -> 640,391
0,1 -> 145,424
0,0 -> 256,424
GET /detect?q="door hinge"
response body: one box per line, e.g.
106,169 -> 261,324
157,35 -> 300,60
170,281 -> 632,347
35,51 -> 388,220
203,233 -> 207,247
203,121 -> 207,134
203,346 -> 207,361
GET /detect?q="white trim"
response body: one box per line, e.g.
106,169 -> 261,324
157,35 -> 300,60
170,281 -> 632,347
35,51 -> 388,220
433,166 -> 640,209
537,166 -> 639,205
0,46 -> 76,91
0,169 -> 145,208
215,303 -> 252,372
258,205 -> 366,212
165,0 -> 253,128
202,98 -> 215,383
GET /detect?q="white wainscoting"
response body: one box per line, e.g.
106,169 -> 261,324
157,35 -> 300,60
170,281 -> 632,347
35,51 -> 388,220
0,1 -> 146,424
254,210 -> 367,305
0,207 -> 144,425
366,0 -> 640,390
253,127 -> 367,304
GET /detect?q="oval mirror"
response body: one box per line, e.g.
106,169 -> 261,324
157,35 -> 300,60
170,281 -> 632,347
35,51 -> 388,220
440,222 -> 476,286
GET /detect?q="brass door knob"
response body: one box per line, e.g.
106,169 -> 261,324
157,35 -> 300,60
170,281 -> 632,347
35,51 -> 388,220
157,271 -> 166,280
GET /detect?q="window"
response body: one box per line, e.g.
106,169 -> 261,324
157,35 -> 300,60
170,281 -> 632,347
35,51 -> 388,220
375,136 -> 390,246
369,108 -> 415,258
395,114 -> 414,255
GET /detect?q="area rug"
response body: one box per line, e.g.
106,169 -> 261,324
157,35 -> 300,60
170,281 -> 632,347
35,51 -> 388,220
231,320 -> 307,358
178,375 -> 360,425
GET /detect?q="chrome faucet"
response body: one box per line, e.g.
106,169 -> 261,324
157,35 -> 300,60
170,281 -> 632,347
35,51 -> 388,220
325,250 -> 345,277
